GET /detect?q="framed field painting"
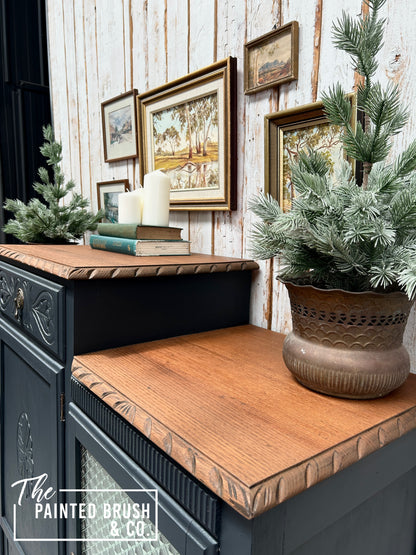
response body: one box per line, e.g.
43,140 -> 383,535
101,90 -> 138,162
137,57 -> 237,210
244,21 -> 299,95
265,95 -> 360,212
97,179 -> 130,223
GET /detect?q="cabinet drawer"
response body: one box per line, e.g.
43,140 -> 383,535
0,261 -> 64,359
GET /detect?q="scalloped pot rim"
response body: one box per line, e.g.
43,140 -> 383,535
278,278 -> 411,300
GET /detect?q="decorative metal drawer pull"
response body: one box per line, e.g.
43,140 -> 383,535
14,287 -> 24,319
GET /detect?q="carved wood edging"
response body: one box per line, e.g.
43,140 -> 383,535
72,362 -> 416,519
0,246 -> 258,280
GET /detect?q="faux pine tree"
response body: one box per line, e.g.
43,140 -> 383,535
3,125 -> 103,244
250,0 -> 416,299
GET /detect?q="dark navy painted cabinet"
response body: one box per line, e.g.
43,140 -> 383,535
0,262 -> 65,554
0,321 -> 64,554
1,247 -> 416,555
0,247 -> 255,554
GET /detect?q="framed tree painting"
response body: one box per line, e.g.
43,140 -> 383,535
101,90 -> 138,162
137,57 -> 237,210
265,95 -> 360,212
97,180 -> 130,223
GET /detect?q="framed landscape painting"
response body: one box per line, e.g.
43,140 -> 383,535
101,90 -> 138,162
265,95 -> 359,212
137,57 -> 237,210
244,22 -> 299,95
97,180 -> 129,223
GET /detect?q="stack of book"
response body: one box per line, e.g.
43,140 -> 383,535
90,223 -> 191,256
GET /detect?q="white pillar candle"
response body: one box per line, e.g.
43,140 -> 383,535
141,170 -> 171,227
118,189 -> 144,224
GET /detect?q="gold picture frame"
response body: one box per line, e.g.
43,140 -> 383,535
101,90 -> 138,162
97,179 -> 130,223
137,57 -> 237,211
244,22 -> 299,95
265,94 -> 361,212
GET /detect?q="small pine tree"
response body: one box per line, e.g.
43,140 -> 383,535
250,0 -> 416,299
3,125 -> 103,244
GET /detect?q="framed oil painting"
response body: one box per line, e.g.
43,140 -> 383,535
137,57 -> 237,210
97,179 -> 130,223
265,95 -> 360,212
101,90 -> 138,162
244,21 -> 299,95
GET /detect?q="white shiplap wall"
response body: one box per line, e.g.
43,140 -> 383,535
46,0 -> 416,370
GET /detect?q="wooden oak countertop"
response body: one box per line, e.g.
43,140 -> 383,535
0,244 -> 258,280
72,324 -> 416,519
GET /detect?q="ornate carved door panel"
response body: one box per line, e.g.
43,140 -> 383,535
0,319 -> 64,554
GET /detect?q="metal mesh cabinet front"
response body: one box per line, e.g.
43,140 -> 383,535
66,403 -> 218,555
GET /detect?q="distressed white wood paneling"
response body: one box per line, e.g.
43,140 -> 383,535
243,0 -> 280,329
131,0 -> 149,94
166,0 -> 188,82
146,0 -> 167,89
72,0 -> 92,205
131,0 -> 149,191
46,0 -> 416,370
81,0 -> 106,208
46,1 -> 66,145
188,0 -> 216,254
214,0 -> 245,259
61,1 -> 81,194
317,0 -> 361,97
60,3 -> 80,195
380,1 -> 416,161
96,1 -> 128,186
165,0 -> 190,238
122,0 -> 137,190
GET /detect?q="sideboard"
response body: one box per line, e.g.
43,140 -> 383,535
0,245 -> 256,554
70,325 -> 416,554
1,244 -> 416,555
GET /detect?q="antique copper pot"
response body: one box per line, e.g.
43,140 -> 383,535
283,281 -> 414,399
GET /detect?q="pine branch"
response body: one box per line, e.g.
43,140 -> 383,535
249,0 -> 416,298
3,124 -> 103,243
392,139 -> 416,179
248,193 -> 282,222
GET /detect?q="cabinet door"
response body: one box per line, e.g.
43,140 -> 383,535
66,404 -> 218,555
0,318 -> 64,554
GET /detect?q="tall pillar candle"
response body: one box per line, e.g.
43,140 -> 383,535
118,189 -> 144,224
141,170 -> 171,227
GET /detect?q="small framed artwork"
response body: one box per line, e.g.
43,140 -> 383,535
97,179 -> 130,223
265,94 -> 360,212
244,21 -> 299,95
101,90 -> 138,162
137,57 -> 237,210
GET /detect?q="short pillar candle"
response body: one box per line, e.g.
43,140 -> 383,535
118,189 -> 144,224
141,170 -> 171,227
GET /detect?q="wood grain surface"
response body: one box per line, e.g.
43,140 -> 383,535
0,245 -> 258,280
72,324 -> 416,519
45,0 -> 416,373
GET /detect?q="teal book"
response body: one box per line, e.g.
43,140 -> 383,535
90,235 -> 190,256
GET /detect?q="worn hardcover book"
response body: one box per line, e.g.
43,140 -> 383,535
90,235 -> 191,256
97,223 -> 183,240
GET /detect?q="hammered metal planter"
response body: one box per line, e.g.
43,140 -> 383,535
283,282 -> 413,399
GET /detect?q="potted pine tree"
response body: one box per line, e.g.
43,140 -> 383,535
3,125 -> 102,244
250,0 -> 416,399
